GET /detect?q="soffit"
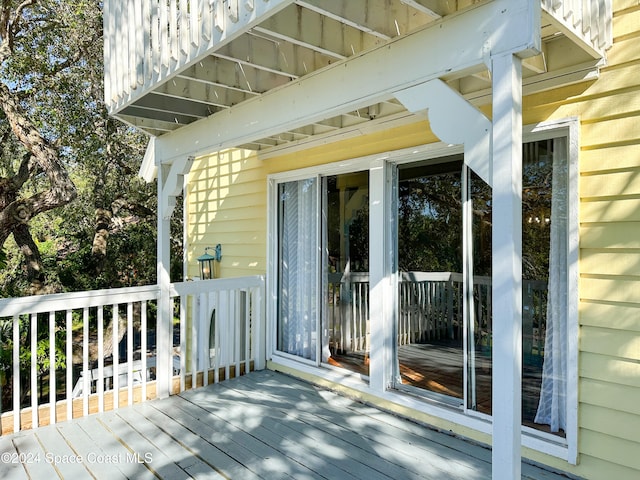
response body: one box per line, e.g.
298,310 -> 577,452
114,0 -> 602,154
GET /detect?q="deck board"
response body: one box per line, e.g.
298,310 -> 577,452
0,370 -> 573,480
220,373 -> 480,480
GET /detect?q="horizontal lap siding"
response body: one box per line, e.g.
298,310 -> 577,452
187,149 -> 268,279
183,2 -> 639,478
571,3 -> 640,477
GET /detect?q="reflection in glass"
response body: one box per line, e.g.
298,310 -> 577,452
323,172 -> 370,376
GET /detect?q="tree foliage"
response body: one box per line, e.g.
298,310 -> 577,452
0,1 -> 159,297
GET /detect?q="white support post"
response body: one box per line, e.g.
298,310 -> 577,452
369,159 -> 392,394
491,53 -> 523,480
157,164 -> 173,398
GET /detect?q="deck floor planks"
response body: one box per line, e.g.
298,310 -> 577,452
220,371 -> 481,480
154,395 -> 319,480
182,386 -> 399,480
208,379 -> 451,480
12,430 -> 59,479
56,416 -> 154,480
233,371 -> 568,480
138,401 -> 265,480
33,423 -> 93,479
98,411 -> 191,479
0,436 -> 29,480
115,407 -> 224,479
0,370 -> 574,480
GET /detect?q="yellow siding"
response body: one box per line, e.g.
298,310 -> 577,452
186,149 -> 268,279
185,1 -> 640,477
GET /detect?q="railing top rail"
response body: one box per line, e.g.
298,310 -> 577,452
170,275 -> 265,297
0,284 -> 160,318
0,276 -> 267,318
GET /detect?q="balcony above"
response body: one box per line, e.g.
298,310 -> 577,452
104,0 -> 612,151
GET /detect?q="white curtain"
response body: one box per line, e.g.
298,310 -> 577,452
534,137 -> 568,432
278,179 -> 319,361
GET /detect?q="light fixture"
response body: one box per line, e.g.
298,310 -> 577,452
197,244 -> 222,280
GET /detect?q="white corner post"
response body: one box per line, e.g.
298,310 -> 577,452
369,158 -> 392,393
491,52 -> 523,480
156,155 -> 195,398
156,163 -> 173,399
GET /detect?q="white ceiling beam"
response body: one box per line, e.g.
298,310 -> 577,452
178,55 -> 291,94
255,4 -> 382,59
119,114 -> 179,133
295,0 -> 391,40
154,76 -> 253,109
154,0 -> 540,165
252,26 -> 347,60
400,0 -> 442,19
122,105 -> 201,126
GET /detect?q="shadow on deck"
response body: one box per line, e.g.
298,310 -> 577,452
0,370 -> 569,480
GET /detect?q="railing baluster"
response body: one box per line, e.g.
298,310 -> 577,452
127,302 -> 134,406
160,0 -> 169,70
66,310 -> 72,422
179,294 -> 186,392
82,307 -> 89,417
213,290 -> 220,384
202,292 -> 210,387
190,0 -> 200,48
97,306 -> 104,413
170,0 -> 179,61
181,0 -> 190,54
49,311 -> 55,425
215,0 -> 225,32
141,301 -> 148,402
235,290 -> 241,377
223,290 -> 231,381
142,0 -> 152,82
112,303 -> 119,410
245,289 -> 251,374
191,293 -> 199,389
202,0 -> 213,42
13,315 -> 20,433
30,313 -> 37,429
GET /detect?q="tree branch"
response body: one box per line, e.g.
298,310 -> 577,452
12,221 -> 44,287
0,79 -> 77,246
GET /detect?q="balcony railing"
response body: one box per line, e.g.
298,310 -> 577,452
103,0 -> 291,114
0,276 -> 265,435
104,1 -> 612,137
541,0 -> 612,53
328,272 -> 548,362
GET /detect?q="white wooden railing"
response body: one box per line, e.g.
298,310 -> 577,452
103,0 -> 290,113
541,0 -> 612,53
104,1 -> 612,116
0,276 -> 265,435
328,272 -> 547,360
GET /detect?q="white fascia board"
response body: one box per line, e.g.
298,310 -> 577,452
154,0 -> 540,165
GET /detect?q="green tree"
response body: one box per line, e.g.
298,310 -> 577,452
0,1 -> 159,296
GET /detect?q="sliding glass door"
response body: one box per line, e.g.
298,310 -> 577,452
394,157 -> 492,411
276,172 -> 370,375
277,178 -> 320,361
392,138 -> 568,435
273,135 -> 570,437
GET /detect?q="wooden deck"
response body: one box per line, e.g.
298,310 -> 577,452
0,370 -> 570,480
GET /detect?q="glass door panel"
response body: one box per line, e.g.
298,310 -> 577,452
277,178 -> 319,361
323,172 -> 370,376
466,169 -> 492,415
395,159 -> 465,402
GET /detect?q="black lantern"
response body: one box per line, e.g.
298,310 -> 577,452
197,244 -> 222,280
